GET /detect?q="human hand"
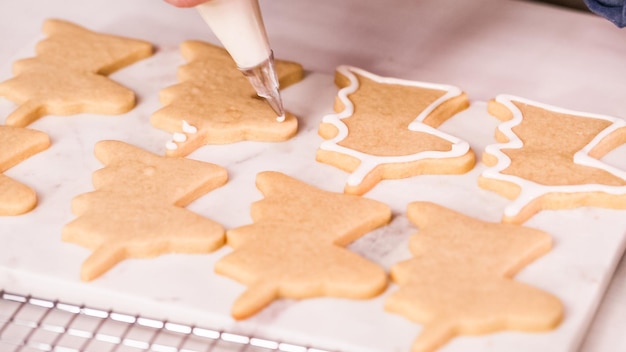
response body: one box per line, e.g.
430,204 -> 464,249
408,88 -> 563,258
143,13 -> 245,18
164,0 -> 209,8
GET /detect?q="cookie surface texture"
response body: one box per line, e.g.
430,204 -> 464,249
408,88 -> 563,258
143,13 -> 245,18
62,140 -> 227,281
385,201 -> 563,352
479,94 -> 626,224
0,19 -> 153,127
316,65 -> 475,195
151,41 -> 304,157
215,171 -> 391,320
0,126 -> 50,215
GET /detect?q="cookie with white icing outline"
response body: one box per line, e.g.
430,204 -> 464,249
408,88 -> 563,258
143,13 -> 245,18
0,19 -> 153,127
62,140 -> 227,281
151,41 -> 304,157
479,94 -> 626,224
0,126 -> 50,215
317,65 -> 475,195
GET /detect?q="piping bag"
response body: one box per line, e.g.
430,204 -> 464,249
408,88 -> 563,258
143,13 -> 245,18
197,0 -> 286,122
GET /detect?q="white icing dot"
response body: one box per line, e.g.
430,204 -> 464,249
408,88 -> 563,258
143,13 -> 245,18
165,141 -> 178,150
182,120 -> 197,134
276,114 -> 286,123
173,132 -> 187,142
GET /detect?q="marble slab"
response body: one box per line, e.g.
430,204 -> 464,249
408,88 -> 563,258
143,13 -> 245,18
1,0 -> 626,351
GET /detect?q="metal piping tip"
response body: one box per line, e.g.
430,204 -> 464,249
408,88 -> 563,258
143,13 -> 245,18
264,83 -> 286,122
239,51 -> 285,122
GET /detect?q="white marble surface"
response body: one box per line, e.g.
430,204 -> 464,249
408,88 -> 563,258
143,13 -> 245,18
1,0 -> 626,351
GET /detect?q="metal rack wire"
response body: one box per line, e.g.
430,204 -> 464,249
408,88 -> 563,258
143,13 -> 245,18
0,290 -> 331,352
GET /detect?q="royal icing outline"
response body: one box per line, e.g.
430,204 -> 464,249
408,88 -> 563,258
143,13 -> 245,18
319,65 -> 470,187
165,120 -> 198,151
482,94 -> 626,218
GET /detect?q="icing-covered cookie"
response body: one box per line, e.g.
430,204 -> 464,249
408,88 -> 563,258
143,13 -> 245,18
317,65 -> 475,195
479,94 -> 626,224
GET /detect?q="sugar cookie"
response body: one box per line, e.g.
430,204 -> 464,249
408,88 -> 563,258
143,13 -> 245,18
151,41 -> 304,157
62,140 -> 227,281
0,126 -> 50,215
479,94 -> 626,224
317,65 -> 475,195
215,171 -> 391,319
386,201 -> 563,352
0,19 -> 153,127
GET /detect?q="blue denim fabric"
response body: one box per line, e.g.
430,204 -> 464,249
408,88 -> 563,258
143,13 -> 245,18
584,0 -> 626,27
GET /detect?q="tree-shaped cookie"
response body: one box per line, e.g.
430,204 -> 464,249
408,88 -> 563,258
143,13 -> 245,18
0,19 -> 153,127
0,126 -> 50,215
479,94 -> 626,224
386,201 -> 563,352
215,171 -> 391,319
150,41 -> 304,157
317,65 -> 475,195
62,140 -> 227,281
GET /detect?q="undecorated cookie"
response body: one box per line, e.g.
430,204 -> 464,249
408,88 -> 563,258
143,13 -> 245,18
0,19 -> 153,127
0,126 -> 50,215
317,65 -> 475,195
215,171 -> 391,320
151,41 -> 304,157
62,140 -> 227,281
479,94 -> 626,224
386,201 -> 563,352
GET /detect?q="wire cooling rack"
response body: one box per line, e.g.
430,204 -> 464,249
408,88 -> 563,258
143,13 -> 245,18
0,290 -> 331,352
